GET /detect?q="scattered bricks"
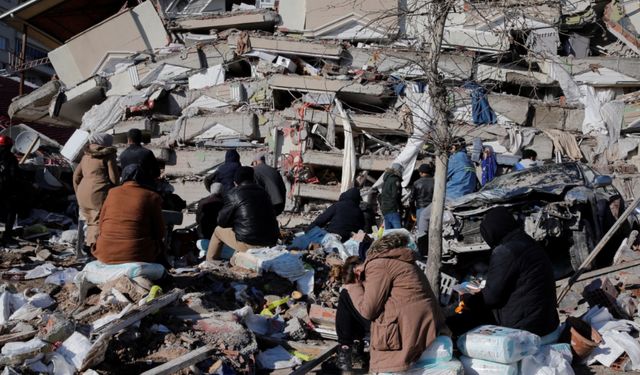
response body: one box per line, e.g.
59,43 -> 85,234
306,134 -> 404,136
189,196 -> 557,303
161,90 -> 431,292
583,277 -> 629,319
38,313 -> 76,343
309,304 -> 336,327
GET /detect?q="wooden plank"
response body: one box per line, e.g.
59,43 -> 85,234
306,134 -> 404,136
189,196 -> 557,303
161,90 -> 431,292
290,344 -> 339,375
140,346 -> 218,375
556,259 -> 640,288
0,330 -> 37,346
93,289 -> 184,337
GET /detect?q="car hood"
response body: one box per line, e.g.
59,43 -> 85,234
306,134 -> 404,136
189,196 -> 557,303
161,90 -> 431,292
447,183 -> 576,211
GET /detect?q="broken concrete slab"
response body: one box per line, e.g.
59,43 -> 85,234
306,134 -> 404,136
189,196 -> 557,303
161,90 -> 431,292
546,57 -> 640,81
8,80 -> 74,127
157,112 -> 260,142
477,64 -> 556,86
54,77 -> 108,125
228,34 -> 343,59
293,183 -> 341,201
488,94 -> 531,125
268,74 -> 389,96
48,1 -> 169,87
169,10 -> 279,31
603,0 -> 640,56
282,106 -> 408,135
302,150 -> 397,171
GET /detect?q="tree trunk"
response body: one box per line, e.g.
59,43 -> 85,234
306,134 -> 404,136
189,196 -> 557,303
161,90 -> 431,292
427,151 -> 448,295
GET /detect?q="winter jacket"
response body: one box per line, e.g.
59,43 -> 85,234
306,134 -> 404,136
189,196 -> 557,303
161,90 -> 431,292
73,145 -> 119,211
205,150 -> 241,192
380,169 -> 402,214
345,247 -> 449,373
93,182 -> 166,264
479,210 -> 559,336
412,176 -> 434,209
196,194 -> 224,239
119,144 -> 160,183
254,163 -> 286,207
309,187 -> 364,241
0,148 -> 18,195
217,182 -> 279,246
446,151 -> 477,199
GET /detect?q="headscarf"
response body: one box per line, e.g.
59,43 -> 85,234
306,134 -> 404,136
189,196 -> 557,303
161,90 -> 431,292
480,207 -> 519,248
121,164 -> 146,185
89,133 -> 113,147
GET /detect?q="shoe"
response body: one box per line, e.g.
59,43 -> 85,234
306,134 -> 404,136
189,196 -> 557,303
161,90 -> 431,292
321,345 -> 353,374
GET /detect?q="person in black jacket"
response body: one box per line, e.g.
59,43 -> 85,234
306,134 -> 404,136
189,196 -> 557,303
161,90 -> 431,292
252,154 -> 287,215
380,163 -> 403,229
309,187 -> 365,241
447,207 -> 559,337
204,149 -> 241,193
196,182 -> 224,239
206,167 -> 279,261
412,164 -> 434,223
118,129 -> 160,187
0,135 -> 18,244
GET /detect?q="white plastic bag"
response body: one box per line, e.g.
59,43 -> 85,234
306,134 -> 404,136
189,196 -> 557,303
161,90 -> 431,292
256,346 -> 302,369
81,261 -> 165,284
414,336 -> 454,367
57,332 -> 92,370
457,325 -> 541,364
520,344 -> 574,375
460,356 -> 518,375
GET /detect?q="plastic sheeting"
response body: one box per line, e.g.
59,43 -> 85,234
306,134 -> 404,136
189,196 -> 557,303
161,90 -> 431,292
335,99 -> 356,193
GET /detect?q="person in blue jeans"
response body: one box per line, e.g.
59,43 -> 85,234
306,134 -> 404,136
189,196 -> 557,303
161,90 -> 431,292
380,163 -> 403,229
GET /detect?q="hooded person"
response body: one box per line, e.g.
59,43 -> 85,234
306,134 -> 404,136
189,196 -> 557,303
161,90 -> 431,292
308,187 -> 365,241
204,149 -> 241,193
331,232 -> 450,373
93,164 -> 166,265
253,154 -> 287,215
447,207 -> 559,337
73,133 -> 119,247
380,163 -> 403,229
0,135 -> 18,243
118,128 -> 159,187
446,138 -> 478,199
206,167 -> 279,261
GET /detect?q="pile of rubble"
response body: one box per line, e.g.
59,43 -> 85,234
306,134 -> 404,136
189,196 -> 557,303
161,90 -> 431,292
4,0 -> 639,221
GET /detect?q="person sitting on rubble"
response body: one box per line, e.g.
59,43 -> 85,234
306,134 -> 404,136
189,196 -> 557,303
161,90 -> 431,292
196,182 -> 225,240
0,135 -> 19,245
329,232 -> 450,373
252,154 -> 287,216
308,187 -> 365,241
93,164 -> 167,265
206,167 -> 279,261
73,133 -> 119,248
204,149 -> 241,193
514,149 -> 539,171
446,137 -> 478,200
119,129 -> 160,187
446,207 -> 559,337
380,163 -> 404,229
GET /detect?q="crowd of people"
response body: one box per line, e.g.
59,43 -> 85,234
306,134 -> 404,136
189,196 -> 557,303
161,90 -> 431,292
0,128 -> 558,373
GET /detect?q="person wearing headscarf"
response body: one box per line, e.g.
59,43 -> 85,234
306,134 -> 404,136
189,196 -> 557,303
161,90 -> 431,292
380,163 -> 404,229
447,207 -> 559,337
196,182 -> 225,239
332,232 -> 450,373
93,164 -> 166,265
481,146 -> 498,186
73,132 -> 119,247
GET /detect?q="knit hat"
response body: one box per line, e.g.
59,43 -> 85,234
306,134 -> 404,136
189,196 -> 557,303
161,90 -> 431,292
89,133 -> 113,147
418,164 -> 432,174
391,163 -> 404,173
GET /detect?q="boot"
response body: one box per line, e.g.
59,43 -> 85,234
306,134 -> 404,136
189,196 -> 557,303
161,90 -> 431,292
351,340 -> 370,370
321,345 -> 353,374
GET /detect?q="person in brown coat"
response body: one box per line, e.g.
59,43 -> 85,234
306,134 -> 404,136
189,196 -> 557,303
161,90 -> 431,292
336,233 -> 450,373
73,133 -> 119,247
93,164 -> 166,264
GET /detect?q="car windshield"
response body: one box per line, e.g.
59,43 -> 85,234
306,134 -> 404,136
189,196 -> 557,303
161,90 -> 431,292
482,163 -> 583,191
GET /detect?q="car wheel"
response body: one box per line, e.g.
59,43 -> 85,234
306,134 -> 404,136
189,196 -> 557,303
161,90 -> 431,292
569,219 -> 595,272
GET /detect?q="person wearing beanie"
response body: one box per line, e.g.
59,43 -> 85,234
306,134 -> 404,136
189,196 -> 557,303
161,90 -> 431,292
118,128 -> 160,187
207,166 -> 279,261
412,164 -> 434,224
204,149 -> 241,193
252,154 -> 287,215
379,162 -> 404,229
73,132 -> 119,248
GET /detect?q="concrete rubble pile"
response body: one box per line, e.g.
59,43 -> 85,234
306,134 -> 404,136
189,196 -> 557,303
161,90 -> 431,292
2,0 -> 640,373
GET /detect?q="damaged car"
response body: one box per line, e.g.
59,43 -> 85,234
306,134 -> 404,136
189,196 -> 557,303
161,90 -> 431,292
442,162 -> 635,273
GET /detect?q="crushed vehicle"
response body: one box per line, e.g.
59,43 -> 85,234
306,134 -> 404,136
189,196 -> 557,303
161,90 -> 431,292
442,162 -> 637,273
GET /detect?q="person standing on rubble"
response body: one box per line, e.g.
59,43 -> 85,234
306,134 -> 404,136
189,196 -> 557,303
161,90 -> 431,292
73,133 -> 119,248
252,154 -> 287,215
93,164 -> 166,265
308,187 -> 365,241
206,167 -> 279,261
0,135 -> 19,244
412,163 -> 434,225
119,129 -> 160,187
380,163 -> 404,229
330,232 -> 450,373
446,138 -> 478,199
446,207 -> 559,337
204,149 -> 241,193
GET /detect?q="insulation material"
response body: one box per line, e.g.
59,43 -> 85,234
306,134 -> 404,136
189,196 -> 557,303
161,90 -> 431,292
334,99 -> 356,193
542,129 -> 583,160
